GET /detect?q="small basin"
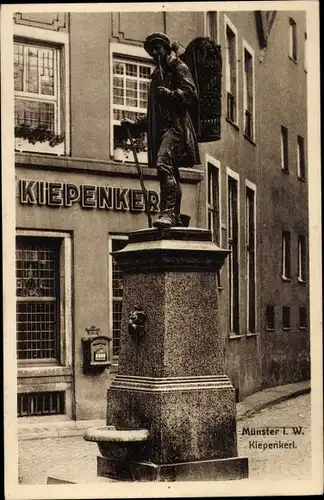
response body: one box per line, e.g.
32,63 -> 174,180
84,426 -> 150,461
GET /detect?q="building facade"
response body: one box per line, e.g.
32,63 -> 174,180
14,9 -> 309,422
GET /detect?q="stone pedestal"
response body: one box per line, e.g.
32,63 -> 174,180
99,228 -> 248,481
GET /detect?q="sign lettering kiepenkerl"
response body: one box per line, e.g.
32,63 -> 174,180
18,180 -> 160,213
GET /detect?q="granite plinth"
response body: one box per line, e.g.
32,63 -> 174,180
97,228 -> 248,481
98,456 -> 249,482
117,271 -> 223,377
106,378 -> 237,464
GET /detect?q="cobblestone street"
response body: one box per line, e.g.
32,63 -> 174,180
237,394 -> 311,480
18,394 -> 311,484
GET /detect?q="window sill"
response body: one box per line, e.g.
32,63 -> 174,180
226,118 -> 239,131
298,176 -> 306,183
15,138 -> 65,156
266,327 -> 275,332
229,333 -> 245,340
289,56 -> 298,64
281,275 -> 292,282
244,134 -> 256,146
18,365 -> 72,378
299,326 -> 307,330
246,332 -> 260,337
281,168 -> 290,175
282,327 -> 291,331
297,278 -> 307,284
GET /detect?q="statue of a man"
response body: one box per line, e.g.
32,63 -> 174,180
122,32 -> 201,228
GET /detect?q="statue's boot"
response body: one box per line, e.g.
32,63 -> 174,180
154,159 -> 178,227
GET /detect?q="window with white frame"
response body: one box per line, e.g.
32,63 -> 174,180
225,18 -> 237,124
205,11 -> 218,41
297,135 -> 306,180
227,172 -> 239,334
207,159 -> 222,288
246,184 -> 256,333
281,126 -> 289,172
243,44 -> 254,141
289,18 -> 297,61
282,231 -> 291,279
16,234 -> 71,363
109,236 -> 128,359
298,234 -> 306,282
14,40 -> 65,154
112,55 -> 154,163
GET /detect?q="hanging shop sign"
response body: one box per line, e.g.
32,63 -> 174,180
18,180 -> 160,213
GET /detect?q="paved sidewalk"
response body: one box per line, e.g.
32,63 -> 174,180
18,380 -> 310,441
236,379 -> 310,421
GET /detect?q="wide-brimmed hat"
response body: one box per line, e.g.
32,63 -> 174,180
144,32 -> 172,55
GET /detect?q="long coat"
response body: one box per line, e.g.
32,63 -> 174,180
136,56 -> 201,170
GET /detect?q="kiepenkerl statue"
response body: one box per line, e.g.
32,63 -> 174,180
121,32 -> 222,228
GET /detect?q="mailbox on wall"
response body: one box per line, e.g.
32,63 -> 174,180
82,326 -> 111,373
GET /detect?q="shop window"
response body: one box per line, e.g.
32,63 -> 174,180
207,159 -> 222,288
243,44 -> 255,142
110,237 -> 128,358
282,306 -> 291,330
289,18 -> 297,61
299,306 -> 307,329
16,237 -> 61,362
227,171 -> 239,334
205,11 -> 218,41
14,40 -> 65,155
297,135 -> 306,180
246,184 -> 256,333
298,234 -> 307,282
282,231 -> 291,280
111,55 -> 154,163
225,17 -> 238,125
281,126 -> 289,172
266,305 -> 275,331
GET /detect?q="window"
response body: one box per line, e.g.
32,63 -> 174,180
298,234 -> 307,282
282,231 -> 291,279
266,305 -> 275,331
299,306 -> 307,329
225,18 -> 237,124
207,158 -> 222,288
18,391 -> 65,417
227,173 -> 239,333
205,11 -> 218,41
14,40 -> 65,154
289,18 -> 297,61
111,55 -> 154,163
282,306 -> 291,330
304,32 -> 307,72
281,126 -> 289,172
207,161 -> 221,246
297,135 -> 306,180
110,237 -> 128,358
243,44 -> 254,141
16,237 -> 61,362
246,185 -> 256,333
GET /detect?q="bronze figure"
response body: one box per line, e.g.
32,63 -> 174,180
122,32 -> 201,228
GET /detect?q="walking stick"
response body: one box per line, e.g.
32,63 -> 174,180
126,126 -> 153,228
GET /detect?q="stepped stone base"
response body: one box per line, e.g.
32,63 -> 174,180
98,455 -> 248,482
